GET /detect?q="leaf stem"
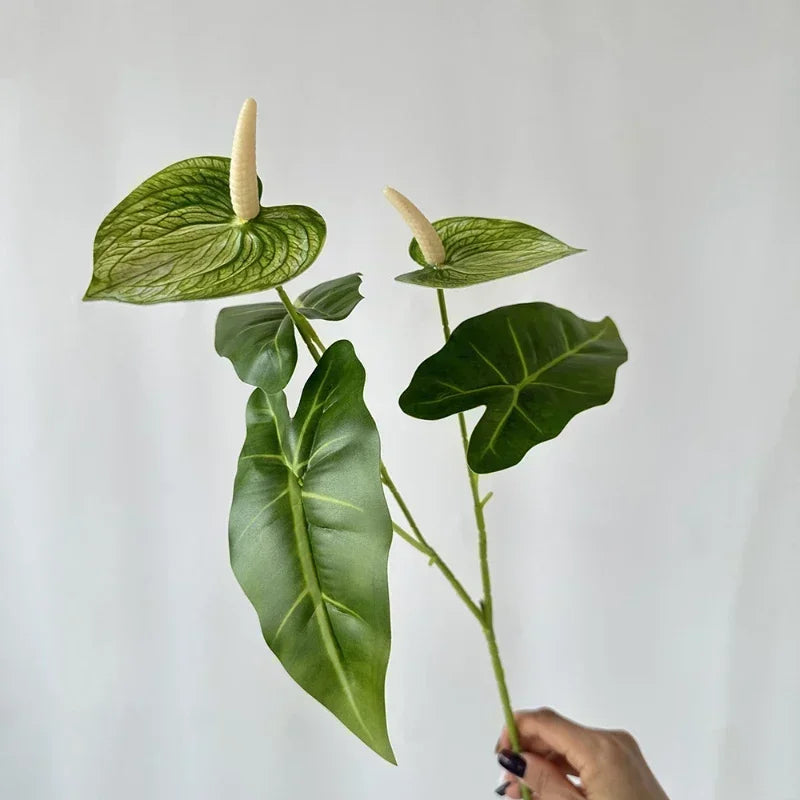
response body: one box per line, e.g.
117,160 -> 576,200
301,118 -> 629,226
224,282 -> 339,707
435,288 -> 529,797
277,285 -> 322,362
307,325 -> 326,353
436,285 -> 452,339
297,309 -> 327,352
392,521 -> 428,555
275,286 -> 483,624
380,464 -> 483,623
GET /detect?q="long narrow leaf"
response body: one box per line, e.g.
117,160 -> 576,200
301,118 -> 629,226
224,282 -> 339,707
229,340 -> 395,762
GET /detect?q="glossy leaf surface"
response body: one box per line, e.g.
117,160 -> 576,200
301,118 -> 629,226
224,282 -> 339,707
396,217 -> 583,288
229,341 -> 395,762
215,274 -> 363,393
400,303 -> 627,473
85,156 -> 326,304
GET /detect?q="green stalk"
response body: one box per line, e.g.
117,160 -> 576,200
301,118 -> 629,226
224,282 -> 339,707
392,521 -> 429,555
275,286 -> 483,626
436,288 -> 529,797
276,286 -> 322,362
380,464 -> 483,623
305,322 -> 327,353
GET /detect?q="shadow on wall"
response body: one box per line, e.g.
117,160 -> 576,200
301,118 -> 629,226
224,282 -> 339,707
714,365 -> 800,799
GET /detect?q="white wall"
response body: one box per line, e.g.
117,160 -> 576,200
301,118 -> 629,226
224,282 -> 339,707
1,1 -> 798,797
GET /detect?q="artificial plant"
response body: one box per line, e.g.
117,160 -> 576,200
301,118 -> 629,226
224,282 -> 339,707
85,98 -> 628,791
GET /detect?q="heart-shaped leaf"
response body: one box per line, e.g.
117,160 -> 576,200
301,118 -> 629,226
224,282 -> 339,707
215,274 -> 363,393
85,156 -> 326,304
400,303 -> 627,473
396,217 -> 583,288
230,340 -> 395,762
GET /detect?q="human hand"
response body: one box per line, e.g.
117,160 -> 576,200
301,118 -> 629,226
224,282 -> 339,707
494,708 -> 670,800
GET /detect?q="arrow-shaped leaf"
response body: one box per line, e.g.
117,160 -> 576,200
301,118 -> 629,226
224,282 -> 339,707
215,274 -> 363,393
397,217 -> 583,289
85,156 -> 326,304
229,340 -> 395,762
400,303 -> 628,473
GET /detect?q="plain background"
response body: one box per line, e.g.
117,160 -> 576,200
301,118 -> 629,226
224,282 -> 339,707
1,1 -> 799,797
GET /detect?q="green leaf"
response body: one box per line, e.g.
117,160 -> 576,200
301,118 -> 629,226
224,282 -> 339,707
215,273 -> 363,393
397,217 -> 583,288
229,340 -> 395,763
296,273 -> 363,320
215,302 -> 297,393
85,156 -> 326,304
399,303 -> 627,473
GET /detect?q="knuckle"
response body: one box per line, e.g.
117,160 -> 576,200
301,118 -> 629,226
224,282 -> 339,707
596,734 -> 618,760
583,732 -> 622,777
611,729 -> 640,751
533,706 -> 558,720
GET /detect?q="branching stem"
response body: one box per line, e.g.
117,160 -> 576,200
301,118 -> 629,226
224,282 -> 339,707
276,286 -> 322,362
275,286 -> 483,626
435,288 -> 529,798
278,282 -> 525,789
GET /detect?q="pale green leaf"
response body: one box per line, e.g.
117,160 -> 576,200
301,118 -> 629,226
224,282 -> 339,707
85,156 -> 326,304
230,340 -> 395,762
400,303 -> 627,472
397,217 -> 583,288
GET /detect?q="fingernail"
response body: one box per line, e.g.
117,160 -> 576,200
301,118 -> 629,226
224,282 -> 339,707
494,780 -> 511,796
498,749 -> 526,778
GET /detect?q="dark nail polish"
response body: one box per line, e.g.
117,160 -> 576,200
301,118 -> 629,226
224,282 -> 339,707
494,780 -> 511,796
498,749 -> 526,778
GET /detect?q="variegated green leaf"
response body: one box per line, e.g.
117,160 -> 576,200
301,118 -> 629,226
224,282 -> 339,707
85,156 -> 326,304
397,217 -> 583,288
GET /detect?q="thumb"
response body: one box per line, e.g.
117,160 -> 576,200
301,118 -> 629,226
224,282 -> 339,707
497,750 -> 583,799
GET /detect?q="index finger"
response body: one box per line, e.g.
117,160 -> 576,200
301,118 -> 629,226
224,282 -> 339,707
497,708 -> 596,775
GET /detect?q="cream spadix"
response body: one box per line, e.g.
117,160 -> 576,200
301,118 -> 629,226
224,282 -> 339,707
383,186 -> 445,267
230,98 -> 260,221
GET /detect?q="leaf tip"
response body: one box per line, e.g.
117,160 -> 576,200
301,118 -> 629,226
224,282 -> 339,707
82,276 -> 105,302
392,271 -> 416,286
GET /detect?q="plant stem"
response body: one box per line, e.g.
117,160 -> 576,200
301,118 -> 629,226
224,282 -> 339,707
276,285 -> 322,362
306,323 -> 326,353
436,284 -> 452,339
392,521 -> 428,555
380,465 -> 483,623
276,285 -> 483,625
435,288 -> 528,797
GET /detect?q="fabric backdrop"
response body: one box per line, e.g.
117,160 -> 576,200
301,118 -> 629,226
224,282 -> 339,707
1,1 -> 798,797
